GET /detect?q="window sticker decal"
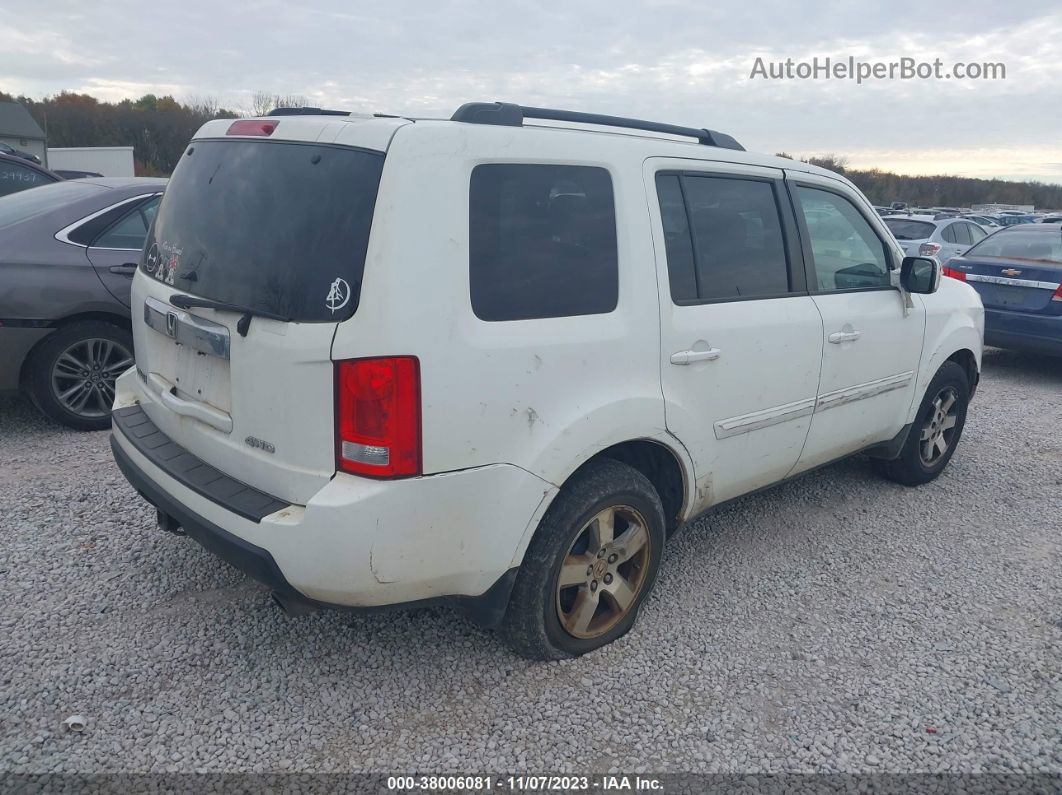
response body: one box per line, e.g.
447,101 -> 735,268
326,278 -> 350,313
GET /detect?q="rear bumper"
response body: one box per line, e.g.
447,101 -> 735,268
111,434 -> 306,604
111,427 -> 536,627
109,374 -> 555,627
984,307 -> 1062,356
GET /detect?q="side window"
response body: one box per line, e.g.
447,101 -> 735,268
93,196 -> 161,249
469,164 -> 618,321
657,173 -> 790,302
0,161 -> 52,197
795,186 -> 890,291
940,224 -> 959,244
968,223 -> 987,242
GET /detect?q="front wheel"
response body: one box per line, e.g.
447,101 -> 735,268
872,361 -> 970,486
500,459 -> 666,660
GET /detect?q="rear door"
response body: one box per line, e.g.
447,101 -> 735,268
130,135 -> 385,505
939,220 -> 971,265
649,160 -> 823,509
787,175 -> 925,471
85,195 -> 161,306
882,217 -> 935,257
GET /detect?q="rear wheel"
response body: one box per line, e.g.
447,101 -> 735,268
500,459 -> 665,660
26,321 -> 133,431
872,361 -> 970,486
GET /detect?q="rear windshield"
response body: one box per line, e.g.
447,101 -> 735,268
883,218 -> 935,240
965,228 -> 1062,264
143,139 -> 384,322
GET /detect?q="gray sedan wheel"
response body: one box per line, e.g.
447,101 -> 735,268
27,321 -> 133,431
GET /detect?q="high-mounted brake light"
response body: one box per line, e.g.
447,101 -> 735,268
227,119 -> 278,137
942,266 -> 967,281
919,242 -> 943,257
335,357 -> 421,478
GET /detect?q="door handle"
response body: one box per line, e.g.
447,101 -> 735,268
828,330 -> 862,344
109,264 -> 138,276
670,347 -> 721,365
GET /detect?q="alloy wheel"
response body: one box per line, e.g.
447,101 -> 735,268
919,386 -> 959,465
555,505 -> 652,639
50,338 -> 133,419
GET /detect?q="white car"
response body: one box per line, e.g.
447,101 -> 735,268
882,215 -> 991,266
110,103 -> 984,659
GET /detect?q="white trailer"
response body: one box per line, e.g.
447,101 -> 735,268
47,146 -> 135,177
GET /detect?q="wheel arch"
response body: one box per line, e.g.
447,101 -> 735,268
19,310 -> 133,387
908,325 -> 983,425
946,348 -> 979,398
509,433 -> 694,571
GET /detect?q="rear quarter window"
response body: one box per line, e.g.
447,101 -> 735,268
469,164 -> 618,321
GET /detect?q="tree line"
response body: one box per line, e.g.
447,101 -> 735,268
781,154 -> 1062,210
3,91 -> 1059,208
0,91 -> 306,176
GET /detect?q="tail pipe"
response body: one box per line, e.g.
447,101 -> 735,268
271,591 -> 319,617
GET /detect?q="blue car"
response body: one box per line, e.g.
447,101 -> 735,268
944,223 -> 1062,356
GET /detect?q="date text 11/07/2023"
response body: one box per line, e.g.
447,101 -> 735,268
386,775 -> 665,792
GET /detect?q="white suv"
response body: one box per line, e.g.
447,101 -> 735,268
110,102 -> 984,659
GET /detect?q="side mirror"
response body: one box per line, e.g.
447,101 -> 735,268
900,256 -> 940,294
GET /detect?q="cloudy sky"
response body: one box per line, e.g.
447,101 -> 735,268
3,1 -> 1061,183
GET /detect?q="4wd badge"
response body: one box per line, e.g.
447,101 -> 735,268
245,436 -> 276,454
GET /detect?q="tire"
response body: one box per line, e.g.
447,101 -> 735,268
500,458 -> 666,660
25,321 -> 134,431
872,361 -> 970,487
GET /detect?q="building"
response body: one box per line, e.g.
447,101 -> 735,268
0,101 -> 47,165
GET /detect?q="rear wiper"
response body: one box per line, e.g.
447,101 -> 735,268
169,294 -> 290,337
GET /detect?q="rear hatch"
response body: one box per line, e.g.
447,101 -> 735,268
129,128 -> 386,505
882,217 -> 935,256
947,226 -> 1062,313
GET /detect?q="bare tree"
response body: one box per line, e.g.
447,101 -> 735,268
249,91 -> 310,116
803,153 -> 850,173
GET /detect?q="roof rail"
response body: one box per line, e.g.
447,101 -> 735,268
450,101 -> 744,151
267,107 -> 350,117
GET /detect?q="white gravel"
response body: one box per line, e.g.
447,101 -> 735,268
1,348 -> 1060,775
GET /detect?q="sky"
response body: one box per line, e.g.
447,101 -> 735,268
2,0 -> 1061,183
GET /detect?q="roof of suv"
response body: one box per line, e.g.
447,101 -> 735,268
192,103 -> 847,186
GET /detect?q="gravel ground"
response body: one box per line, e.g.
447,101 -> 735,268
0,348 -> 1060,776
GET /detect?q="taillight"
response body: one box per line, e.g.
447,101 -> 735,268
1052,284 -> 1062,302
919,242 -> 943,256
335,357 -> 421,478
942,266 -> 967,281
227,119 -> 278,137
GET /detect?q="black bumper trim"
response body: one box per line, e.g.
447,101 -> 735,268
111,433 -> 307,602
112,405 -> 288,522
110,433 -> 519,629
